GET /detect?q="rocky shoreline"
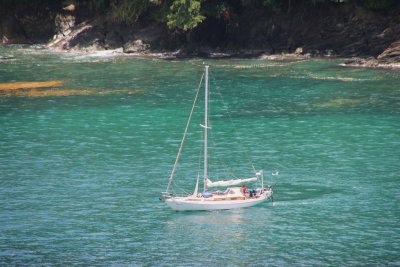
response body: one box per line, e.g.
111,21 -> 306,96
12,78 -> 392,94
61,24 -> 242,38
341,40 -> 400,69
1,2 -> 400,69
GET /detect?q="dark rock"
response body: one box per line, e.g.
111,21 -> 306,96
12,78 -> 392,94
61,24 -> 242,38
260,53 -> 310,61
131,23 -> 172,51
68,23 -> 105,51
157,49 -> 187,60
47,21 -> 95,50
0,12 -> 28,43
55,14 -> 75,34
63,3 -> 76,12
377,40 -> 400,63
208,52 -> 232,58
123,39 -> 149,53
104,30 -> 122,49
342,57 -> 378,67
342,54 -> 400,69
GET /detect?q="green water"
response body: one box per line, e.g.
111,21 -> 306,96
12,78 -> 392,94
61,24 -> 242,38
0,45 -> 399,266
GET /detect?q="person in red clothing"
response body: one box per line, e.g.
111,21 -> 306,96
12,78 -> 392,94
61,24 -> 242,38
241,184 -> 247,196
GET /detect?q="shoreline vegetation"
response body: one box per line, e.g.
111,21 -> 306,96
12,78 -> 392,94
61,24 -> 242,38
1,0 -> 400,69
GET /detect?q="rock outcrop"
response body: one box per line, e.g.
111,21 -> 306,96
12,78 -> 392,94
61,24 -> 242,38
342,40 -> 400,69
0,12 -> 28,43
1,1 -> 400,64
377,40 -> 400,63
47,20 -> 95,50
123,40 -> 149,53
46,14 -> 172,55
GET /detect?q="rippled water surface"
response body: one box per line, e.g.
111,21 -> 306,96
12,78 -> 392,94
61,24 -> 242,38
1,45 -> 399,266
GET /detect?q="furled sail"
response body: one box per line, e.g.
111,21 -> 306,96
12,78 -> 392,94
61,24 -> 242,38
206,177 -> 257,188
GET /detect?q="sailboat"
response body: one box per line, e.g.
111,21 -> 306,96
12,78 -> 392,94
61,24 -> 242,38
161,66 -> 273,211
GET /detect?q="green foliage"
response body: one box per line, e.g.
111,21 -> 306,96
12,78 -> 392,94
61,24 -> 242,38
0,0 -> 60,10
0,0 -> 17,8
240,0 -> 281,8
145,1 -> 170,23
363,0 -> 395,11
201,2 -> 230,19
2,0 -> 397,33
166,0 -> 205,31
87,0 -> 108,14
109,0 -> 151,24
304,0 -> 328,5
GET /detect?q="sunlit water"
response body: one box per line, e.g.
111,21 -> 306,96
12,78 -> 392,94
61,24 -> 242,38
1,45 -> 399,266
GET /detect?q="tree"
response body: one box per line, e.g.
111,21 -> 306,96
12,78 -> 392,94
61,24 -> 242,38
166,0 -> 205,31
109,0 -> 151,24
363,0 -> 395,11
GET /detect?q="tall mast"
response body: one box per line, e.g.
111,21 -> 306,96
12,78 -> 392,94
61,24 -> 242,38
204,65 -> 209,192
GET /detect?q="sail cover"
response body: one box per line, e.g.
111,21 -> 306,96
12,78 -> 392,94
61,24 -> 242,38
206,177 -> 257,188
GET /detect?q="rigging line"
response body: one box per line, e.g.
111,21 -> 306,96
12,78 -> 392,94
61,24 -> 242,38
208,130 -> 236,180
194,128 -> 204,194
212,79 -> 257,175
207,81 -> 235,178
198,130 -> 203,177
170,173 -> 192,194
172,183 -> 191,195
173,113 -> 204,196
207,78 -> 240,179
166,72 -> 205,193
202,77 -> 234,181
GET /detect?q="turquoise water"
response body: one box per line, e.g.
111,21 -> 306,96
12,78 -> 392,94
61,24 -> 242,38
0,45 -> 399,266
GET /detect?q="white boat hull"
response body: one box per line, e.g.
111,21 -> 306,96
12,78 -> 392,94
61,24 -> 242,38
165,190 -> 272,211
